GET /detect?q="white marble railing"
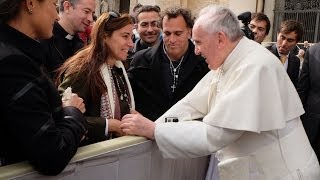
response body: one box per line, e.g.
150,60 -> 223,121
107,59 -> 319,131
0,136 -> 209,180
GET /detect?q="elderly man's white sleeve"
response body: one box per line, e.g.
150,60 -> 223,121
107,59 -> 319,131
154,121 -> 243,158
156,97 -> 205,123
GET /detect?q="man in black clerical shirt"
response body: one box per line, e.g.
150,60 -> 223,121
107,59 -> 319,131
41,0 -> 96,78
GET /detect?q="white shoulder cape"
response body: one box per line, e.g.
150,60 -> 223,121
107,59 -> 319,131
157,38 -> 304,133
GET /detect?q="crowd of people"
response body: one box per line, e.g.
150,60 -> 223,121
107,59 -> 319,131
1,0 -> 320,179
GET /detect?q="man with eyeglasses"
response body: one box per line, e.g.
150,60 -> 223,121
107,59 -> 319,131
41,0 -> 96,78
133,5 -> 161,53
127,7 -> 209,120
249,12 -> 270,44
266,20 -> 303,87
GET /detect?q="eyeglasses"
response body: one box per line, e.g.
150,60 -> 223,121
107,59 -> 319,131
139,21 -> 160,28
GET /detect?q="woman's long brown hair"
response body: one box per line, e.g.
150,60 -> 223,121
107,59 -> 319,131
55,12 -> 133,101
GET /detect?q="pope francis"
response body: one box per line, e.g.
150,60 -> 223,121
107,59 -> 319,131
121,5 -> 320,180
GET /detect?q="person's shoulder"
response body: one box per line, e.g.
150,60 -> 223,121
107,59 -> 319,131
58,72 -> 87,96
289,53 -> 300,63
0,52 -> 42,100
265,44 -> 272,50
191,53 -> 208,70
0,43 -> 37,70
131,44 -> 160,65
264,43 -> 276,52
132,48 -> 150,62
309,42 -> 320,52
0,53 -> 41,80
0,41 -> 23,58
243,43 -> 280,68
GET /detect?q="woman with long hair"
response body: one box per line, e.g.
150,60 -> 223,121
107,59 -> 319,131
56,12 -> 135,145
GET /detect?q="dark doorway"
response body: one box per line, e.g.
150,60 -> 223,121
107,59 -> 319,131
120,0 -> 130,13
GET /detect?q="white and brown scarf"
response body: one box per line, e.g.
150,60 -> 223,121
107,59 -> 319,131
99,61 -> 135,120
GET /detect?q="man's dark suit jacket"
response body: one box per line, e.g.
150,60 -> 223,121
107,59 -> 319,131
266,44 -> 300,87
297,43 -> 320,159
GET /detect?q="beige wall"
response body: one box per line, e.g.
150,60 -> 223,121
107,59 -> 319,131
263,0 -> 276,42
229,0 -> 256,16
188,0 -> 227,17
130,0 -> 225,16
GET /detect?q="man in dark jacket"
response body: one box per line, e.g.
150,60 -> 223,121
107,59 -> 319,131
297,42 -> 320,159
266,20 -> 303,87
133,5 -> 161,53
125,5 -> 161,69
41,0 -> 96,78
127,7 -> 209,120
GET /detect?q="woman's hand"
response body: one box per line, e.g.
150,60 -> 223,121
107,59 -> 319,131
62,93 -> 86,113
108,119 -> 126,136
120,113 -> 155,140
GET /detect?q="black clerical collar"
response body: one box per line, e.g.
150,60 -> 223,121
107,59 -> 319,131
53,22 -> 75,40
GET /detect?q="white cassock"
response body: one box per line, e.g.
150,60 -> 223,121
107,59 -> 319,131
155,37 -> 320,180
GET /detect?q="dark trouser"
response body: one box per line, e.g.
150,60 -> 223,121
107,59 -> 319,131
301,113 -> 320,161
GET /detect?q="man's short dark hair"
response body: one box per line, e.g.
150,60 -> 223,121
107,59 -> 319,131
132,3 -> 143,13
135,5 -> 161,23
278,20 -> 304,42
161,7 -> 193,29
251,12 -> 271,35
154,5 -> 161,12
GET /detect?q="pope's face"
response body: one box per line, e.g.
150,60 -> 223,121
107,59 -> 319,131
193,25 -> 219,70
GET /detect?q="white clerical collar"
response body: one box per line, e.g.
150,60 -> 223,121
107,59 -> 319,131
65,34 -> 74,40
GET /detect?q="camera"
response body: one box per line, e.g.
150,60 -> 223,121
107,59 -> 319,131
237,11 -> 254,40
165,117 -> 179,123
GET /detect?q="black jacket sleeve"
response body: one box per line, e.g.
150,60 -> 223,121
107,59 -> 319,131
0,54 -> 87,175
297,49 -> 310,105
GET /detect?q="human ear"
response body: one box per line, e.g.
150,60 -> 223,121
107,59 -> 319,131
63,0 -> 73,13
187,28 -> 192,39
25,0 -> 35,14
217,32 -> 226,48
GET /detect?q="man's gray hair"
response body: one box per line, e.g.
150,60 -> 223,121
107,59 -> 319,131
196,5 -> 243,42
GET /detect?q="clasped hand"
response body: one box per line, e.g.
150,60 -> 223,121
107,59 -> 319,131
120,111 -> 155,140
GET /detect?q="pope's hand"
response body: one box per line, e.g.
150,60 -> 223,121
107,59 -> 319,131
121,113 -> 155,139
